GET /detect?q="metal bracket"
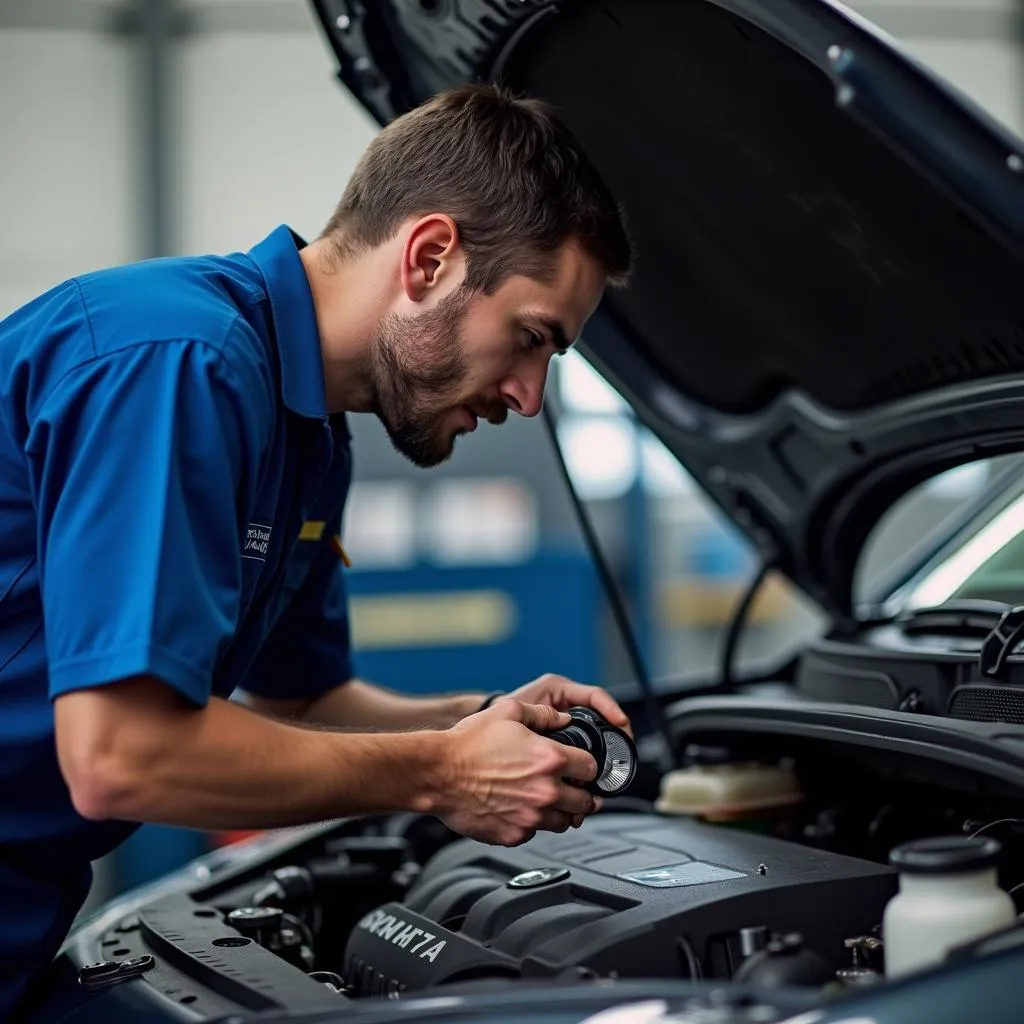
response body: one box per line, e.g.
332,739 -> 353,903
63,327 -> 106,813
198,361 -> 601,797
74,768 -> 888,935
78,955 -> 155,991
978,606 -> 1024,681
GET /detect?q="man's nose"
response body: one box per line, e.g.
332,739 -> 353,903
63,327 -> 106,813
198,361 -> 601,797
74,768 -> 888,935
500,365 -> 547,418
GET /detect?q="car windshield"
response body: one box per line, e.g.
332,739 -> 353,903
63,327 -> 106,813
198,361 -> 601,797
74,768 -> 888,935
852,453 -> 1024,614
901,487 -> 1024,610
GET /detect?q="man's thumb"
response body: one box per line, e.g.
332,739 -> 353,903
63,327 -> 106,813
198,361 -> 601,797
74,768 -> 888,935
518,702 -> 571,733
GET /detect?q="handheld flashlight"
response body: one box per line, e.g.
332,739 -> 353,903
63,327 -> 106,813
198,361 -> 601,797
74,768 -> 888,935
549,706 -> 638,796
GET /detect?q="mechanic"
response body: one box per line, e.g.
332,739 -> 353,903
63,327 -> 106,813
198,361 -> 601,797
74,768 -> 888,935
0,83 -> 634,1017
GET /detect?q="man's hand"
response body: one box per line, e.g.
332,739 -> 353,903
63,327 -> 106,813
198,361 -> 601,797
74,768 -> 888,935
503,673 -> 633,737
434,700 -> 600,846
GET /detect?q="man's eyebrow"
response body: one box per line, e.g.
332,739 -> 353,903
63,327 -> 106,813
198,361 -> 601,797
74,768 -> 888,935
531,315 -> 573,353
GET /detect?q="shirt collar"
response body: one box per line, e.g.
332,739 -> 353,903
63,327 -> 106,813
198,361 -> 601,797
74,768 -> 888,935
248,224 -> 327,420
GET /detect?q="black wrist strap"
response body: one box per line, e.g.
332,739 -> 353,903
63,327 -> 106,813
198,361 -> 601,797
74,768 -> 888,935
476,691 -> 506,713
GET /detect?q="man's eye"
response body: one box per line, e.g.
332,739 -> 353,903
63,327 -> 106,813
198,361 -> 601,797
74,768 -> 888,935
524,330 -> 544,351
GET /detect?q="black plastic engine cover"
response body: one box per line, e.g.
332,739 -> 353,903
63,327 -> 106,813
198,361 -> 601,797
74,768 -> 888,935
346,903 -> 519,997
343,814 -> 897,994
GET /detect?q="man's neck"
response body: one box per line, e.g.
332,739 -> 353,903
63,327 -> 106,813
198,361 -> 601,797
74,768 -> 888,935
299,238 -> 390,415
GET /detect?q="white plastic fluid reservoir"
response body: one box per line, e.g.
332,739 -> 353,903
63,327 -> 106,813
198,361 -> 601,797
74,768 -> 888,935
883,835 -> 1016,978
655,745 -> 802,820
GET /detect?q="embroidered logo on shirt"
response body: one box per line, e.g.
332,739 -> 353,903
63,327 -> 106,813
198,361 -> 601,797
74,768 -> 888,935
243,522 -> 272,561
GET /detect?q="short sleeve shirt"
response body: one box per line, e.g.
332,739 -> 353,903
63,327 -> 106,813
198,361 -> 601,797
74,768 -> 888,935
0,225 -> 354,1016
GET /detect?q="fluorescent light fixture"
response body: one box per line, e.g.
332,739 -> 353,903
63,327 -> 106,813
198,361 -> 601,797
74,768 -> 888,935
557,417 -> 638,501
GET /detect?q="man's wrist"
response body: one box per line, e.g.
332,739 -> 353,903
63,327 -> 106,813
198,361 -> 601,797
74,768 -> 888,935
474,691 -> 506,713
443,691 -> 501,725
403,729 -> 452,815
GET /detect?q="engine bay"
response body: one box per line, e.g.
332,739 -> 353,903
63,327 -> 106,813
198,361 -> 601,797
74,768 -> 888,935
344,814 -> 894,996
81,698 -> 1024,1019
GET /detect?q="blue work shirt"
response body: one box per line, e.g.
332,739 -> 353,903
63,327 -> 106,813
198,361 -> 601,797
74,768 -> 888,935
0,225 -> 355,1017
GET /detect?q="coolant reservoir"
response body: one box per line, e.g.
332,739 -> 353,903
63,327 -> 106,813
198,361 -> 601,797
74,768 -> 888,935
883,835 -> 1016,978
655,745 -> 802,820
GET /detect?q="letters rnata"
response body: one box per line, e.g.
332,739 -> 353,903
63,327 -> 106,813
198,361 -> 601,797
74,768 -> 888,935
357,909 -> 446,962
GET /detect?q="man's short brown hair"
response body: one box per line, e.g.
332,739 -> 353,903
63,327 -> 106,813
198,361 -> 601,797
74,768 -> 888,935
323,83 -> 633,294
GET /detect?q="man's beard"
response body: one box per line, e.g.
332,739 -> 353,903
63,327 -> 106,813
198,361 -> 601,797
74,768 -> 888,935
369,287 -> 505,468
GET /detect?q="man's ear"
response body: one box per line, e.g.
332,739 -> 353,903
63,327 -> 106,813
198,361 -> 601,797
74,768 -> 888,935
401,214 -> 462,301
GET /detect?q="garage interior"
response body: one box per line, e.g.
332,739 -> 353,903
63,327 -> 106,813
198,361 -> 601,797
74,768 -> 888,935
2,0 -> 1024,919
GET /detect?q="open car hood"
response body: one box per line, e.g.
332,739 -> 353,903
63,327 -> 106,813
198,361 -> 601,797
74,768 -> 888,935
310,0 -> 1024,621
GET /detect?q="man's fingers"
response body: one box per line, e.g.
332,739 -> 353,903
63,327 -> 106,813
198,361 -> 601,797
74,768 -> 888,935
553,782 -> 596,817
590,693 -> 633,736
508,675 -> 634,738
556,744 -> 599,783
577,686 -> 633,736
537,810 -> 574,834
516,702 -> 571,733
551,679 -> 633,737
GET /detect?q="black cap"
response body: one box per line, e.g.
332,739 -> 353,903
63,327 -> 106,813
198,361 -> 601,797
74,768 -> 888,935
683,743 -> 736,766
227,906 -> 285,935
889,836 -> 1003,874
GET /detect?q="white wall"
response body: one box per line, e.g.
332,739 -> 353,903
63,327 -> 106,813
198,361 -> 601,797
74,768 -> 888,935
0,29 -> 136,316
0,6 -> 379,319
900,37 -> 1023,132
174,21 -> 378,255
849,0 -> 1024,134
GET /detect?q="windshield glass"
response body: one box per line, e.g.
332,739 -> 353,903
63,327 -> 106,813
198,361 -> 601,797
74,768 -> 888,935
856,454 -> 1024,609
903,488 -> 1024,609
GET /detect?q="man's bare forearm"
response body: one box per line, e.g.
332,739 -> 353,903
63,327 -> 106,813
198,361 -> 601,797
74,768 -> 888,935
55,678 -> 448,831
298,679 -> 486,731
